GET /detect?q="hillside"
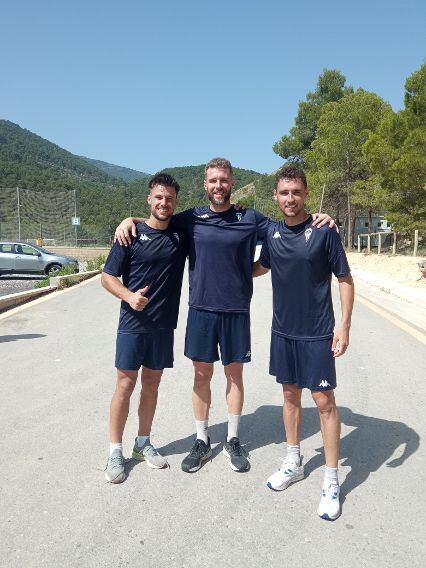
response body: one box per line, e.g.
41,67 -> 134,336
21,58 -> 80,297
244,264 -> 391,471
81,156 -> 150,181
0,120 -> 264,242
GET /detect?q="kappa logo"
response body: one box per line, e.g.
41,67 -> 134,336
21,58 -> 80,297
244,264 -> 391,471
236,212 -> 242,221
173,233 -> 179,239
245,350 -> 251,357
305,227 -> 313,242
318,379 -> 331,388
273,231 -> 281,239
197,214 -> 210,219
139,234 -> 151,242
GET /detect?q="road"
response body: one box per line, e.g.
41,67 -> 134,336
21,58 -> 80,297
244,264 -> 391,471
0,271 -> 425,568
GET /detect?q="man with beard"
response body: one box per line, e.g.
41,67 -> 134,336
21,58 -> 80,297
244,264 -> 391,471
115,158 -> 334,474
102,173 -> 188,483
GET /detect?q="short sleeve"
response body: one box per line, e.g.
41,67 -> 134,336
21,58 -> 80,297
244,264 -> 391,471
103,241 -> 130,277
254,210 -> 272,240
259,236 -> 271,269
326,228 -> 350,277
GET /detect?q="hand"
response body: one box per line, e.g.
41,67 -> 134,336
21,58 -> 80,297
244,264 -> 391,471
114,218 -> 137,246
312,213 -> 338,231
127,286 -> 149,311
331,325 -> 350,357
234,203 -> 246,211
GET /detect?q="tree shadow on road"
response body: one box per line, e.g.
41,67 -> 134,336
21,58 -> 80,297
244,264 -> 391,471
158,405 -> 419,499
0,333 -> 46,343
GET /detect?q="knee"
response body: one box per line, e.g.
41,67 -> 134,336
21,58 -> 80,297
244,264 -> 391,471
142,375 -> 161,392
115,379 -> 135,401
283,387 -> 301,408
312,391 -> 336,415
193,363 -> 213,384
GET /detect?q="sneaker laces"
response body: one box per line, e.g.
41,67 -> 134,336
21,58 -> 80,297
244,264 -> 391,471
278,456 -> 300,473
106,453 -> 124,470
143,444 -> 159,457
189,439 -> 205,457
229,439 -> 245,456
322,483 -> 339,499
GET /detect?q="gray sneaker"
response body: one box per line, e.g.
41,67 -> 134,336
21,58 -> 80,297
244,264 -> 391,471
132,438 -> 168,469
105,449 -> 126,484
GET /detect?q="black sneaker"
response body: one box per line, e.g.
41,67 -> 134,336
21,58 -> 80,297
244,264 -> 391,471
223,437 -> 250,472
181,438 -> 212,473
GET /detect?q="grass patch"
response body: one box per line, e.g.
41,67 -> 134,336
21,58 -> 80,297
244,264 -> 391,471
34,265 -> 76,289
86,254 -> 107,271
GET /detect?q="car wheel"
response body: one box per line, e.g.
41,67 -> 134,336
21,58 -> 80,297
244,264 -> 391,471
46,263 -> 62,275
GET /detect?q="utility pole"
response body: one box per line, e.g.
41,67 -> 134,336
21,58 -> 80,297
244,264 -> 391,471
17,187 -> 21,240
73,190 -> 78,247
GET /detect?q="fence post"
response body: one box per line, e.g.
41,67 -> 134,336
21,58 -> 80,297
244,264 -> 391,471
413,230 -> 419,257
357,235 -> 361,252
367,234 -> 371,254
378,233 -> 381,255
392,232 -> 396,255
17,187 -> 21,240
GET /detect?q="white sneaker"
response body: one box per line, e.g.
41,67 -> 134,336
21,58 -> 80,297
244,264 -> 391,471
318,483 -> 341,520
266,457 -> 304,491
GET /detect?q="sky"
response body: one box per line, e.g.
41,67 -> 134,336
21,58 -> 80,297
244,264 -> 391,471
0,0 -> 424,174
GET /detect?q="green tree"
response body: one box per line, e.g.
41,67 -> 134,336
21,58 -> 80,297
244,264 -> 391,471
363,64 -> 426,234
306,89 -> 390,247
273,69 -> 352,162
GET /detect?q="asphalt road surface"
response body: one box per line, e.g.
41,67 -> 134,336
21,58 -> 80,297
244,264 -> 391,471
0,271 -> 425,568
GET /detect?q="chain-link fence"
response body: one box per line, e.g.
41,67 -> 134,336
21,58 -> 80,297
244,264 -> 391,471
0,188 -> 79,245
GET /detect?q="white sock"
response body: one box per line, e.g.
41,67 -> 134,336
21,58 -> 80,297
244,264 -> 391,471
136,435 -> 150,447
227,414 -> 241,441
323,465 -> 339,486
195,420 -> 208,443
109,442 -> 123,456
286,443 -> 301,465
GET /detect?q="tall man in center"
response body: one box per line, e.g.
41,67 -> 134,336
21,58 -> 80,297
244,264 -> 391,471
115,158 -> 334,473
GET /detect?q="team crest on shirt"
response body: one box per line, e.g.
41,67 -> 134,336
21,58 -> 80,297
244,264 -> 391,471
305,228 -> 313,242
139,234 -> 151,241
273,231 -> 281,239
236,212 -> 242,221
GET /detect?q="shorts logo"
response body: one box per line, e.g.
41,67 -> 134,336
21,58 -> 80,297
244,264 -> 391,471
273,231 -> 281,239
197,214 -> 210,219
245,350 -> 251,357
139,234 -> 151,241
236,212 -> 242,221
318,379 -> 330,388
305,228 -> 313,242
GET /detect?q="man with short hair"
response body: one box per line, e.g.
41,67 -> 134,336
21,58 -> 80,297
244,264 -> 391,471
102,173 -> 188,483
253,164 -> 354,520
115,158 -> 334,474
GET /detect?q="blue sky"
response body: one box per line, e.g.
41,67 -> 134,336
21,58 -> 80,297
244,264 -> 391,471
0,0 -> 424,174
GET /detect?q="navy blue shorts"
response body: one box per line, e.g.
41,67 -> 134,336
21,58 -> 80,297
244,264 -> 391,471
184,308 -> 251,366
115,330 -> 174,371
269,332 -> 336,391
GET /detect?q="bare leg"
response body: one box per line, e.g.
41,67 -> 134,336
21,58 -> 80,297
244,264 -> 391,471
192,362 -> 214,420
282,384 -> 302,445
110,369 -> 138,443
311,390 -> 340,467
224,362 -> 244,415
137,367 -> 163,436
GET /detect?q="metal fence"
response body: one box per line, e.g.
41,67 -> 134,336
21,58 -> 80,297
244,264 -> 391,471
0,187 -> 78,245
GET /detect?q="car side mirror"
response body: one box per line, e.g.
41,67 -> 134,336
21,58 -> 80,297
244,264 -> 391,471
34,252 -> 42,257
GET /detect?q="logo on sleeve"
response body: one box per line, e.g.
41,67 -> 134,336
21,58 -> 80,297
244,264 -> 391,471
305,228 -> 313,242
236,212 -> 242,221
139,234 -> 151,242
273,231 -> 281,239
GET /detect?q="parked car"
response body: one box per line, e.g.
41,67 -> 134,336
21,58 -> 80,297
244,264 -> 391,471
0,241 -> 79,276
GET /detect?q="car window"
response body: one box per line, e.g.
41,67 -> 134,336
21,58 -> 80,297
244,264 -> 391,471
17,244 -> 39,255
0,244 -> 13,253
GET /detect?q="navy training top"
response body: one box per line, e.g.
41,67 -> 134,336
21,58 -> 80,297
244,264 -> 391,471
259,216 -> 350,340
171,205 -> 270,312
103,222 -> 188,333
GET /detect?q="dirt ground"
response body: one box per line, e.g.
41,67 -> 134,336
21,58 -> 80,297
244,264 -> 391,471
346,252 -> 425,306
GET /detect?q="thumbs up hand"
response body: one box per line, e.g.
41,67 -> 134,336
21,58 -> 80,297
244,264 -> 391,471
128,286 -> 149,311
